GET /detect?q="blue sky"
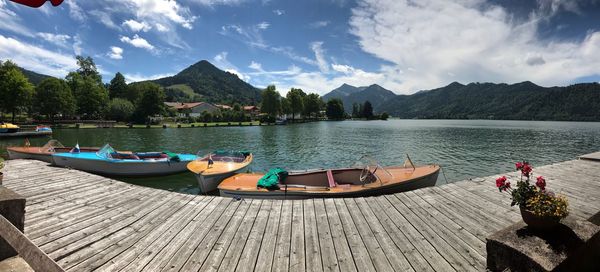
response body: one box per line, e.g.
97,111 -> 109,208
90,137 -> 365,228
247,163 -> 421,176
0,0 -> 599,95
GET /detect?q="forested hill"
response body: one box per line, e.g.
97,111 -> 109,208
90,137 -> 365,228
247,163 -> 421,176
378,81 -> 600,121
150,60 -> 261,104
322,84 -> 396,113
19,67 -> 53,85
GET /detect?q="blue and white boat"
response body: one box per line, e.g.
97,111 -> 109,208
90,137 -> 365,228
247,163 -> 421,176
51,144 -> 196,177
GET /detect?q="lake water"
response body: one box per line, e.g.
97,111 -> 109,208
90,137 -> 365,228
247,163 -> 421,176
1,120 -> 599,194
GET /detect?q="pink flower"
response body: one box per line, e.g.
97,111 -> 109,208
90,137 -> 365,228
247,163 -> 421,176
515,162 -> 523,170
536,176 -> 546,190
496,176 -> 507,188
521,163 -> 532,178
503,182 -> 511,191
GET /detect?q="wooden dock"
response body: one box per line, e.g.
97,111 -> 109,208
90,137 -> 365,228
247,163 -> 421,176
1,157 -> 599,271
0,131 -> 52,138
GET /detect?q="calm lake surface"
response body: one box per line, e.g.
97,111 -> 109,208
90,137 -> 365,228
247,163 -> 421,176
1,120 -> 599,194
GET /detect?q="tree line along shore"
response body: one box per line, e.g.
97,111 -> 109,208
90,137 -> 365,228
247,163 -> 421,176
0,56 -> 387,126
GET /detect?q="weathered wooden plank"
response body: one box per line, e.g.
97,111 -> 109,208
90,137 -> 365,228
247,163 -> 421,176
303,199 -> 323,272
253,200 -> 283,272
364,196 -> 433,272
354,197 -> 414,271
174,199 -> 244,271
388,194 -> 480,271
333,198 -> 376,271
141,197 -> 227,272
235,200 -> 273,272
217,199 -> 265,271
197,199 -> 257,272
0,215 -> 64,272
313,199 -> 339,272
377,196 -> 455,271
63,196 -> 194,270
342,198 -> 394,271
272,199 -> 293,272
93,196 -> 209,271
322,198 -> 357,272
289,200 -> 306,272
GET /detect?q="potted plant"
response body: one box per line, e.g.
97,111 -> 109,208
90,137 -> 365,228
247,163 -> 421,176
496,161 -> 569,230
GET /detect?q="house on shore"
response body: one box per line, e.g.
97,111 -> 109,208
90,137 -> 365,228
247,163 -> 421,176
164,102 -> 219,117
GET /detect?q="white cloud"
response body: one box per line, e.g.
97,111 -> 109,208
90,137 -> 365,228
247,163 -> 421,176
273,9 -> 285,15
107,46 -> 123,60
0,34 -> 78,77
348,0 -> 600,93
89,10 -> 120,30
0,1 -> 33,37
123,72 -> 174,83
123,19 -> 152,32
310,21 -> 330,28
311,41 -> 329,73
190,0 -> 247,6
249,61 -> 262,71
221,24 -> 267,49
65,0 -> 85,22
36,32 -> 71,48
155,23 -> 169,32
213,51 -> 250,81
124,0 -> 196,30
256,22 -> 270,30
120,34 -> 155,52
72,34 -> 83,55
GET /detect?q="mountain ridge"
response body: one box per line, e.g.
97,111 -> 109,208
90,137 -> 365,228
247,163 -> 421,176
323,81 -> 600,121
149,60 -> 261,104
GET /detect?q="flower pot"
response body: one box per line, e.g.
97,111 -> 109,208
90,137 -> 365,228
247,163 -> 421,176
520,207 -> 561,231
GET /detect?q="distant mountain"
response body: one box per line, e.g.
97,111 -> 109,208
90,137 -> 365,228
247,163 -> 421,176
378,81 -> 600,121
149,60 -> 261,104
322,83 -> 365,101
19,67 -> 53,85
322,83 -> 397,113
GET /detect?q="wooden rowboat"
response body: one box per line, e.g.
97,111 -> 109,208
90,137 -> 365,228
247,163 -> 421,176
218,158 -> 440,199
7,140 -> 101,163
52,144 -> 196,177
187,151 -> 253,193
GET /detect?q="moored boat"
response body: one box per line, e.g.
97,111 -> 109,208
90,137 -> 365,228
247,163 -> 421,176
52,144 -> 196,177
218,156 -> 440,199
7,140 -> 101,163
187,150 -> 253,193
0,122 -> 19,133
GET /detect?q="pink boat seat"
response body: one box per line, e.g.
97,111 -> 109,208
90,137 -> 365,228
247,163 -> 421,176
326,170 -> 336,188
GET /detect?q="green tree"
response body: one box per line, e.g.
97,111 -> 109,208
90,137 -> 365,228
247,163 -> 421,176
380,112 -> 389,120
133,83 -> 165,122
66,72 -> 109,118
281,97 -> 292,117
75,55 -> 102,83
303,93 -> 322,119
362,100 -> 374,119
34,78 -> 76,121
352,103 -> 359,118
107,98 -> 135,122
260,85 -> 281,117
126,81 -> 158,103
0,60 -> 34,122
326,98 -> 345,120
287,88 -> 305,121
108,72 -> 128,99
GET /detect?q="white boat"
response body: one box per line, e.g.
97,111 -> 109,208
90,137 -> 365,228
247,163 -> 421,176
52,144 -> 196,177
187,151 -> 253,193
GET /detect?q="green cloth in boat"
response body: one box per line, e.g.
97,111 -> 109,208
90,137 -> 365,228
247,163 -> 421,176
258,168 -> 288,190
163,151 -> 181,162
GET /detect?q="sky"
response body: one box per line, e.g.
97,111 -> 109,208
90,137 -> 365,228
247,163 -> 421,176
0,0 -> 599,95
